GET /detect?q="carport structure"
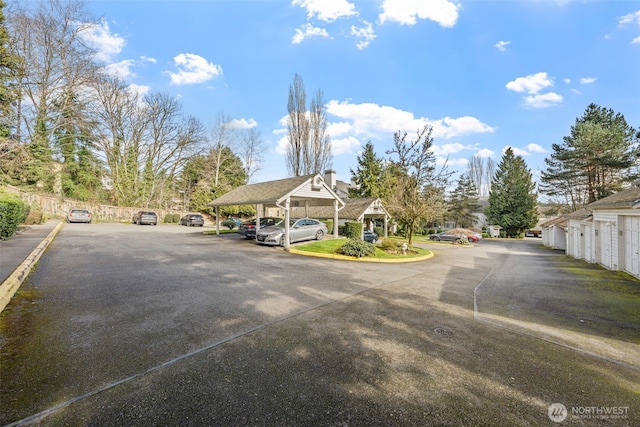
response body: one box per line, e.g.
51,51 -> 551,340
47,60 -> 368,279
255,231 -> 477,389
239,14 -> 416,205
291,197 -> 391,238
208,174 -> 345,250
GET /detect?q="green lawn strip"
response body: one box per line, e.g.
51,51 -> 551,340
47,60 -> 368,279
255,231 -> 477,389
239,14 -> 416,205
203,229 -> 238,235
554,256 -> 640,334
294,238 -> 431,260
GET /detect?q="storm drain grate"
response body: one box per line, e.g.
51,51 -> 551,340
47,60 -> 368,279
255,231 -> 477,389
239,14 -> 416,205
434,327 -> 453,336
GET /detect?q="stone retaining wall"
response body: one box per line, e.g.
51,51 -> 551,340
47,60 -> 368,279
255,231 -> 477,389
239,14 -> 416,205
3,185 -> 185,223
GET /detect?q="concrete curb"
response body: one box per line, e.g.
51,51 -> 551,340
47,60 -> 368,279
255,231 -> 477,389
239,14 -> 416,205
0,221 -> 64,313
288,248 -> 434,263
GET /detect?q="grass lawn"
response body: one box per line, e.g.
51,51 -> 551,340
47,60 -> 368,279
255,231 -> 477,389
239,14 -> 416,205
294,238 -> 431,260
203,229 -> 238,235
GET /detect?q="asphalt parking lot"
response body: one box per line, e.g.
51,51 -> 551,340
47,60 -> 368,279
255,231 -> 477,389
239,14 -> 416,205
1,223 -> 638,426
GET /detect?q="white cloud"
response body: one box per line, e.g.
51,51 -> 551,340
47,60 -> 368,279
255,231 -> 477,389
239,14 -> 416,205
167,53 -> 222,85
325,100 -> 494,140
563,78 -> 571,84
524,92 -> 563,108
378,0 -> 461,28
103,60 -> 135,80
431,116 -> 495,139
476,148 -> 495,158
292,0 -> 357,22
506,72 -> 553,94
618,10 -> 640,26
331,136 -> 361,155
579,77 -> 597,85
526,143 -> 546,153
495,40 -> 510,52
431,142 -> 471,156
292,23 -> 330,44
618,11 -> 640,43
229,118 -> 258,129
78,19 -> 125,63
140,56 -> 157,64
351,20 -> 376,50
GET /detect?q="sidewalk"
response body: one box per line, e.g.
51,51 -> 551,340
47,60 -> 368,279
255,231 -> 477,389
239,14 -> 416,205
0,219 -> 63,311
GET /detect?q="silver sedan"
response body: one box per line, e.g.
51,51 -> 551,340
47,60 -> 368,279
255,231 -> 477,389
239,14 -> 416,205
256,218 -> 327,246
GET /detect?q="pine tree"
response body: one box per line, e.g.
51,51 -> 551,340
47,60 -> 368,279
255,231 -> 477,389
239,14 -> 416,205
447,174 -> 480,228
485,148 -> 538,237
349,141 -> 392,198
540,103 -> 639,208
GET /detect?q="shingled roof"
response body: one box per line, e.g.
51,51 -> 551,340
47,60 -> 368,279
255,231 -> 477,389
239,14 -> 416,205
587,184 -> 640,210
208,174 -> 341,207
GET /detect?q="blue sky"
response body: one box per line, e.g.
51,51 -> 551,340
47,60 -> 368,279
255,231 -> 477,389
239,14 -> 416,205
79,0 -> 640,191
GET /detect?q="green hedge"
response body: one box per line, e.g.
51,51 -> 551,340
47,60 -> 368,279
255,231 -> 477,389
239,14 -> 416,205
164,213 -> 181,223
0,193 -> 26,240
343,221 -> 362,239
321,219 -> 333,234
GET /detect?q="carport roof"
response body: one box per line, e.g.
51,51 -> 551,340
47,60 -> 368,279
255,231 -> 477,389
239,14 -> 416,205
290,197 -> 389,220
207,174 -> 344,207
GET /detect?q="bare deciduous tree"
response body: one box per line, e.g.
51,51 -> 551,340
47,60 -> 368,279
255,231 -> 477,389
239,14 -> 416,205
286,73 -> 332,176
466,154 -> 495,197
238,127 -> 266,183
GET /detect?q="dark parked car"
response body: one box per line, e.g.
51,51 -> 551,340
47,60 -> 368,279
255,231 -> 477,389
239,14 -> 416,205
180,214 -> 204,227
363,229 -> 378,243
132,211 -> 158,225
430,231 -> 465,243
238,217 -> 280,239
256,218 -> 327,246
67,209 -> 92,224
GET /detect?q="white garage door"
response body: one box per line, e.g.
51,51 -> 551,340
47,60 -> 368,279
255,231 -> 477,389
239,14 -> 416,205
623,216 -> 640,278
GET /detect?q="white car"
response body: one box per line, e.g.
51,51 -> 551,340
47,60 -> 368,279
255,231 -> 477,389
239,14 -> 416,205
256,218 -> 327,246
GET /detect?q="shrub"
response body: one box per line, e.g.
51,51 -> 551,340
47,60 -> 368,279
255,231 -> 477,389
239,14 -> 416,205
164,214 -> 173,223
379,238 -> 402,254
339,238 -> 376,258
0,192 -> 26,240
373,226 -> 384,237
172,213 -> 181,223
343,221 -> 362,239
221,218 -> 236,230
481,232 -> 488,238
321,219 -> 333,234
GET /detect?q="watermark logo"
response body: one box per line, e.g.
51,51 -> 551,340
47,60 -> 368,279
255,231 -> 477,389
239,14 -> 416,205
548,403 -> 568,423
548,403 -> 630,423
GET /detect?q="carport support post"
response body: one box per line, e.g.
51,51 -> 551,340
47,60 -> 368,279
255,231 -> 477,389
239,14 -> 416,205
255,205 -> 261,241
284,198 -> 290,250
215,207 -> 220,235
333,199 -> 339,238
384,215 -> 388,238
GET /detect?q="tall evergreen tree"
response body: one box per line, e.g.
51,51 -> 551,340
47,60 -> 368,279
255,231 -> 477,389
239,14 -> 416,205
485,148 -> 538,237
540,103 -> 640,209
349,141 -> 393,198
447,174 -> 480,228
